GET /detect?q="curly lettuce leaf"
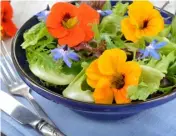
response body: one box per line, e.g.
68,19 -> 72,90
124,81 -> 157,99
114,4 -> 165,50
21,22 -> 53,49
102,0 -> 111,10
92,21 -> 125,49
112,2 -> 129,16
100,14 -> 123,35
154,51 -> 175,74
23,22 -> 82,85
101,33 -> 116,49
63,62 -> 94,102
146,51 -> 175,74
128,65 -> 165,101
26,38 -> 82,85
91,2 -> 128,50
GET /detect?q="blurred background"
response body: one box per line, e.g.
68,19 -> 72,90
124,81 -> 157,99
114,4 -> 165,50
10,0 -> 176,29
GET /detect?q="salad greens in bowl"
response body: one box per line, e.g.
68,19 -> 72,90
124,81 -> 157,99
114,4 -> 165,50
12,1 -> 176,119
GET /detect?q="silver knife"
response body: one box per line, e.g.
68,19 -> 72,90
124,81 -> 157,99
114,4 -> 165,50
0,91 -> 65,136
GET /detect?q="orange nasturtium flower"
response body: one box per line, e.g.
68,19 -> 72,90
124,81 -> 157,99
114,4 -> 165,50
121,1 -> 164,42
1,1 -> 17,38
46,2 -> 100,47
86,49 -> 141,104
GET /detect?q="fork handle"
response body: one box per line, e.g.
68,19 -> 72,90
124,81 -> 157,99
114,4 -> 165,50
24,90 -> 55,126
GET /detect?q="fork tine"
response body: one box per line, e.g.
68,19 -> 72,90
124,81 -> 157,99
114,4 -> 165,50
0,62 -> 14,85
1,41 -> 19,82
160,1 -> 170,12
1,40 -> 13,62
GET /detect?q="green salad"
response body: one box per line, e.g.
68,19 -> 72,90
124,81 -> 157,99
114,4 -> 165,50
21,1 -> 176,104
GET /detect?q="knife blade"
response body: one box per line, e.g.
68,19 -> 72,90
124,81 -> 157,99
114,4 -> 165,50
0,91 -> 65,136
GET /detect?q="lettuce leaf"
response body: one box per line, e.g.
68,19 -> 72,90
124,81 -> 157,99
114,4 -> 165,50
100,14 -> 123,35
23,22 -> 82,85
159,25 -> 171,37
112,2 -> 129,16
160,59 -> 176,93
102,0 -> 111,10
21,22 -> 53,49
154,51 -> 175,74
101,33 -> 116,49
128,65 -> 165,101
29,61 -> 82,85
91,23 -> 100,41
146,51 -> 175,74
159,84 -> 176,93
170,17 -> 176,43
168,62 -> 176,76
92,1 -> 128,50
92,14 -> 125,49
63,62 -> 94,102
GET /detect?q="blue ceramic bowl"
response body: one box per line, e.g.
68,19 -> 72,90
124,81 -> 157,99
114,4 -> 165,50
11,3 -> 176,120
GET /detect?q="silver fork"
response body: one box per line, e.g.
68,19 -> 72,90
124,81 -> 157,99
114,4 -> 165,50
0,40 -> 54,126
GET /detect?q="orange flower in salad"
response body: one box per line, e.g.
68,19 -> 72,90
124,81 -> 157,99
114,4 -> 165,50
1,1 -> 17,38
121,1 -> 164,42
86,49 -> 141,104
46,2 -> 100,47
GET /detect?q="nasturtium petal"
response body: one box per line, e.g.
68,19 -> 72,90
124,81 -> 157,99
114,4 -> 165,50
98,49 -> 127,75
113,88 -> 131,104
96,78 -> 111,89
121,17 -> 137,42
78,3 -> 100,41
122,61 -> 141,86
86,59 -> 104,81
86,78 -> 98,89
58,25 -> 85,47
121,1 -> 164,42
93,87 -> 114,104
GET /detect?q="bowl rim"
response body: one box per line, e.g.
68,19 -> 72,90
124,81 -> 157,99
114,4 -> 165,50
11,7 -> 176,108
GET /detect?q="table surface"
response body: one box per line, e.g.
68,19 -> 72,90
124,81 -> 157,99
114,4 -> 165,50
1,1 -> 176,136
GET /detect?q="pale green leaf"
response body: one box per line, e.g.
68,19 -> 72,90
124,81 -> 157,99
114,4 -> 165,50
102,0 -> 111,10
128,65 -> 165,101
159,25 -> 171,37
171,17 -> 176,38
100,14 -> 123,34
112,2 -> 129,16
63,63 -> 94,102
91,23 -> 100,41
146,51 -> 175,74
154,51 -> 175,74
21,22 -> 53,49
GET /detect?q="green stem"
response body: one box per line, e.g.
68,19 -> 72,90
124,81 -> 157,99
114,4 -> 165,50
133,50 -> 137,60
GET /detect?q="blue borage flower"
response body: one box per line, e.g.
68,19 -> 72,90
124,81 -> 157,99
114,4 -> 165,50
36,10 -> 50,22
139,40 -> 167,60
97,10 -> 112,16
51,45 -> 80,68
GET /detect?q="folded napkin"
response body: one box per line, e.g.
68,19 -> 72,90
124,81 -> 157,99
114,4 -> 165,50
1,80 -> 176,136
1,55 -> 176,136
